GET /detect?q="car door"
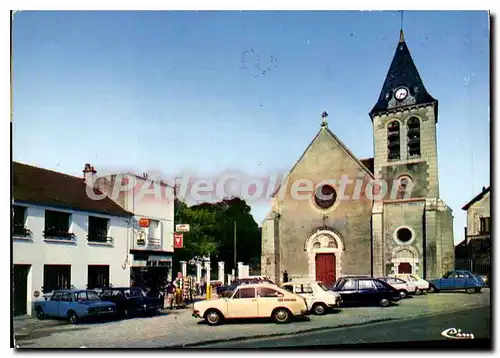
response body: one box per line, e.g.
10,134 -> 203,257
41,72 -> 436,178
358,279 -> 379,305
227,287 -> 258,318
439,271 -> 456,290
45,291 -> 62,317
300,284 -> 315,308
454,271 -> 468,289
257,287 -> 284,317
337,279 -> 358,305
58,292 -> 74,317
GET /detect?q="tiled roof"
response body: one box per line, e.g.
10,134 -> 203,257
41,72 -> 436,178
13,161 -> 132,217
359,158 -> 374,175
462,186 -> 490,211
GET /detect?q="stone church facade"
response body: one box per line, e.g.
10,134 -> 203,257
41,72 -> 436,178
261,30 -> 455,286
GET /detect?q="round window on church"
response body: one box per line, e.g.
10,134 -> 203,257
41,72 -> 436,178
313,184 -> 337,209
397,228 -> 413,243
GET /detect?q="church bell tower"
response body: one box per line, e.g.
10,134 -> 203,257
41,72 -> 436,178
370,29 -> 454,279
370,29 -> 439,200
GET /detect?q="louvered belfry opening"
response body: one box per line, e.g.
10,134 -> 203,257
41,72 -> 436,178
407,117 -> 421,158
387,121 -> 401,161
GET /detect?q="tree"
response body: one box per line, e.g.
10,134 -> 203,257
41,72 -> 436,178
172,197 -> 261,275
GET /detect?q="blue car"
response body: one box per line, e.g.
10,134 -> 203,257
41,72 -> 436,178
428,270 -> 485,293
34,289 -> 117,324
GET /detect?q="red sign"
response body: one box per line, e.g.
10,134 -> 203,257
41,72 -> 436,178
139,218 -> 150,228
174,233 -> 183,249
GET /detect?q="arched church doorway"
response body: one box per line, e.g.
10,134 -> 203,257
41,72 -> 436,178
315,254 -> 336,287
305,229 -> 344,288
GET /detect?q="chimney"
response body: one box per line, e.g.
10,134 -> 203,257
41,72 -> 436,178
83,163 -> 97,182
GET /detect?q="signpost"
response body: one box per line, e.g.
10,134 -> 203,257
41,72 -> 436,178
176,224 -> 190,232
174,233 -> 183,249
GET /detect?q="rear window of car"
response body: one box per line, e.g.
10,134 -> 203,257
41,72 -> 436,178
358,280 -> 377,290
258,287 -> 283,298
374,280 -> 389,289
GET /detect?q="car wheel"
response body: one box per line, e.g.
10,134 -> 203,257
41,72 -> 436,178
68,311 -> 78,324
272,308 -> 291,324
474,288 -> 482,293
312,303 -> 327,315
379,298 -> 391,307
35,307 -> 45,320
205,309 -> 223,326
398,290 -> 408,299
415,289 -> 423,296
466,288 -> 476,294
428,285 -> 440,293
123,308 -> 131,318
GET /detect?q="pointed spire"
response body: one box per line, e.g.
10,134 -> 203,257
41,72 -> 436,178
369,25 -> 437,121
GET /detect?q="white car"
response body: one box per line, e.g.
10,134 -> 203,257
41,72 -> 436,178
394,274 -> 430,295
192,283 -> 308,325
377,277 -> 418,298
281,280 -> 342,315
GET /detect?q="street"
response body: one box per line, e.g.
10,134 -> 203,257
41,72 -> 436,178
13,289 -> 490,348
198,306 -> 490,348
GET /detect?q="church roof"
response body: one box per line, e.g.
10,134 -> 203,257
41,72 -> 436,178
270,126 -> 374,198
360,158 -> 374,174
369,30 -> 438,121
462,186 -> 490,211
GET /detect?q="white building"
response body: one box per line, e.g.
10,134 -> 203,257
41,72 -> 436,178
88,166 -> 175,289
13,162 -> 133,316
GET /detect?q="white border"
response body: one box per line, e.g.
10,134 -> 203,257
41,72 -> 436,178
4,4 -> 496,356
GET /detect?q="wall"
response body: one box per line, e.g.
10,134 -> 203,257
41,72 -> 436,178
96,174 -> 175,252
13,203 -> 131,315
382,201 -> 425,276
275,128 -> 373,280
466,191 -> 491,237
372,104 -> 439,198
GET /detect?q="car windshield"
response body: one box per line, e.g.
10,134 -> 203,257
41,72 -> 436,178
225,287 -> 238,297
317,282 -> 329,291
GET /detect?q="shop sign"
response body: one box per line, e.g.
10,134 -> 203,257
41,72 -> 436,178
175,224 -> 190,232
174,233 -> 183,248
146,260 -> 170,267
139,218 -> 150,228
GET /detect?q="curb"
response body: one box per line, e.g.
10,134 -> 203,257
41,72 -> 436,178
162,304 -> 489,348
164,318 -> 395,348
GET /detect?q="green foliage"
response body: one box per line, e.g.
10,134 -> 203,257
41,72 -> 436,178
173,197 -> 261,273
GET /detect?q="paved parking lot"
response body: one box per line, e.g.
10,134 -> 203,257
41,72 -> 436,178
14,289 -> 490,348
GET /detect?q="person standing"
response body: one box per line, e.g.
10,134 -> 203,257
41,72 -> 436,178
283,270 -> 289,283
166,281 -> 176,310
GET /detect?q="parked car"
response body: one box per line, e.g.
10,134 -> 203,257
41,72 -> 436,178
281,280 -> 342,315
34,289 -> 117,324
331,277 -> 401,307
393,274 -> 430,295
377,277 -> 418,298
99,287 -> 164,318
427,270 -> 485,293
192,283 -> 308,326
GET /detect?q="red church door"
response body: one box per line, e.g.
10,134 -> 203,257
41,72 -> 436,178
398,262 -> 412,274
315,254 -> 336,288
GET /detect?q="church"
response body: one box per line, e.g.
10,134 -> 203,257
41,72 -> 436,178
261,30 -> 455,287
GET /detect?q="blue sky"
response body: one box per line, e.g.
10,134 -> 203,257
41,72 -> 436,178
13,11 -> 489,244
